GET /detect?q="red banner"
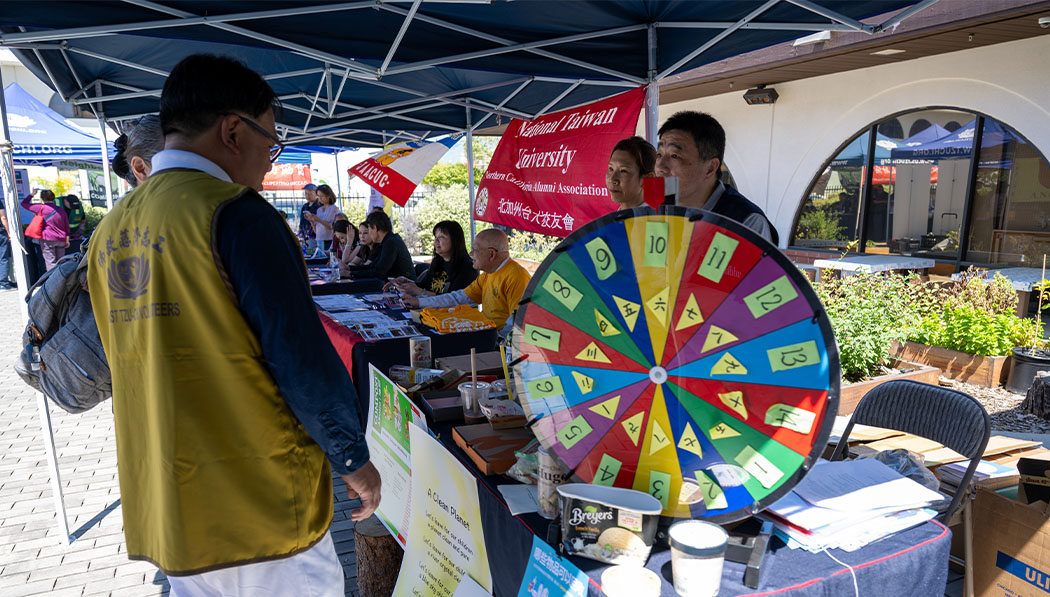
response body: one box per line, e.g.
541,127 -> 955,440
262,163 -> 312,191
475,87 -> 645,237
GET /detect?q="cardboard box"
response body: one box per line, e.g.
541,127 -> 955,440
452,424 -> 533,475
973,486 -> 1050,596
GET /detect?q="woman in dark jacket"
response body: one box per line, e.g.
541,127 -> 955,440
383,220 -> 476,296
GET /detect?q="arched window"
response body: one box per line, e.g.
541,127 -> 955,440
878,118 -> 904,139
908,118 -> 932,138
791,109 -> 1050,268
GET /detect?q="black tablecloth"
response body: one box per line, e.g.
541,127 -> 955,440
310,277 -> 383,296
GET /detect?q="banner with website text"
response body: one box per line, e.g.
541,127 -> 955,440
475,87 -> 645,237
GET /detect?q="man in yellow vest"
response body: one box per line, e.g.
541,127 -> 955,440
403,228 -> 531,337
87,54 -> 380,595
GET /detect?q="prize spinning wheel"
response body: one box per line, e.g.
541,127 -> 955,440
511,207 -> 839,523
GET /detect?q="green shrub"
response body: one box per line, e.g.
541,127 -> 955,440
795,207 -> 844,241
82,205 -> 108,235
817,272 -> 929,382
911,305 -> 1042,356
507,231 -> 561,262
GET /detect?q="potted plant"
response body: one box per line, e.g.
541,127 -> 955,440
894,270 -> 1043,388
816,271 -> 941,414
1007,279 -> 1050,393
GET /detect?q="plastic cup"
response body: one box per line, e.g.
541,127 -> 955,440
458,381 -> 489,424
668,520 -> 729,597
600,565 -> 661,597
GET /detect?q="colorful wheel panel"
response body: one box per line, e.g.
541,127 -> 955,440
512,207 -> 840,523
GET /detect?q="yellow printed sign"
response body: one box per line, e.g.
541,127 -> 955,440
645,286 -> 671,326
711,352 -> 747,376
709,422 -> 741,440
589,396 -> 620,420
575,342 -> 611,364
594,309 -> 620,337
719,391 -> 748,420
649,420 -> 672,455
677,423 -> 703,457
702,325 -> 738,353
674,293 -> 704,332
622,412 -> 645,447
614,296 -> 641,331
571,371 -> 595,394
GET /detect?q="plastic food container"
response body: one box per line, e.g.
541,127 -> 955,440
558,484 -> 662,565
668,519 -> 729,597
600,565 -> 661,597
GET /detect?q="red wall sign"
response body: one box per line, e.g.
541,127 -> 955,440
262,163 -> 312,191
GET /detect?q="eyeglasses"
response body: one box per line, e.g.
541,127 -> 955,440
470,246 -> 496,257
225,113 -> 285,162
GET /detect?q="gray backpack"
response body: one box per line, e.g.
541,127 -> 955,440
14,247 -> 112,413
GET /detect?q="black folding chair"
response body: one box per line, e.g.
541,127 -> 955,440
830,379 -> 990,523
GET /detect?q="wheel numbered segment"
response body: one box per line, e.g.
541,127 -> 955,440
511,208 -> 839,523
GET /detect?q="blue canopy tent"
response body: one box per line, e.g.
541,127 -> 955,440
1,1 -> 930,147
890,119 -> 1015,161
4,82 -> 114,166
829,132 -> 900,167
0,0 -> 939,545
897,122 -> 951,149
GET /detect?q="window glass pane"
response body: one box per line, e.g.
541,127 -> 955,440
877,109 -> 973,259
966,120 -> 1050,267
791,131 -> 867,250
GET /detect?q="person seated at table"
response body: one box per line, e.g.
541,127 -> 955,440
606,136 -> 656,210
332,219 -> 360,268
384,220 -> 477,296
345,210 -> 414,280
340,220 -> 373,275
330,213 -> 351,257
402,228 -> 530,337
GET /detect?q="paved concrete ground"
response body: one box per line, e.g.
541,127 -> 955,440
0,287 -> 361,596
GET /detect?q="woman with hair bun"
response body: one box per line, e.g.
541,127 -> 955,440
112,115 -> 164,188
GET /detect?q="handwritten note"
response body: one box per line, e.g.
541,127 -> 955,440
649,470 -> 672,510
556,415 -> 593,450
743,276 -> 799,319
527,376 -> 565,399
697,232 -> 739,283
765,404 -> 816,434
541,270 -> 582,311
621,412 -> 644,446
585,237 -> 617,280
613,296 -> 640,332
767,340 -> 820,372
675,293 -> 704,331
589,395 -> 620,420
524,324 -> 560,351
644,221 -> 669,267
593,454 -> 622,487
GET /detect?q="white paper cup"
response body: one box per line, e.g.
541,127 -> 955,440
600,565 -> 661,597
668,520 -> 729,597
458,381 -> 489,423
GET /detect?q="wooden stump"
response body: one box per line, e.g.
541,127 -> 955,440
354,515 -> 404,597
1022,373 -> 1050,419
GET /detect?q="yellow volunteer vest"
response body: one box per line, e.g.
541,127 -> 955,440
87,170 -> 332,575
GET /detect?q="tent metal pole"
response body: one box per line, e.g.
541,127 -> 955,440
537,80 -> 582,117
0,70 -> 72,546
466,101 -> 476,241
646,25 -> 659,145
378,0 -> 422,77
658,0 -> 780,79
334,151 -> 342,198
95,82 -> 113,209
470,79 -> 531,132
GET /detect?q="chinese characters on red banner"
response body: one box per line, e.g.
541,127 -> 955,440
475,87 -> 645,237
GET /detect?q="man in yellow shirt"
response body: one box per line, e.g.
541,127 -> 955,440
404,228 -> 530,337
